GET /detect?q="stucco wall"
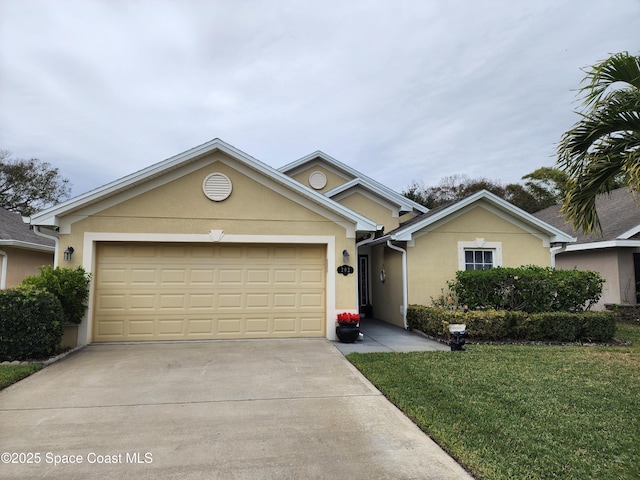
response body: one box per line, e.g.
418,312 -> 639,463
369,244 -> 404,327
406,205 -> 552,307
556,247 -> 639,308
288,163 -> 351,193
1,247 -> 53,288
335,191 -> 400,231
57,152 -> 360,311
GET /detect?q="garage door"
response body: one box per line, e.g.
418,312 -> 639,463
93,243 -> 326,341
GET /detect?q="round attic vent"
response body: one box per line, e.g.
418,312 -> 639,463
203,173 -> 232,201
309,171 -> 327,190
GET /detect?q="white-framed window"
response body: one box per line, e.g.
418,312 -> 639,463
458,239 -> 502,271
464,249 -> 494,270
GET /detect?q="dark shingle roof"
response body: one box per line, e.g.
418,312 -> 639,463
0,207 -> 56,247
534,188 -> 640,244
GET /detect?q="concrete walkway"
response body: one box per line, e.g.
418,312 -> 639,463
0,339 -> 472,479
333,317 -> 450,354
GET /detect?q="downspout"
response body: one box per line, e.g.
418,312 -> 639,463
386,240 -> 408,330
33,226 -> 60,268
0,249 -> 7,289
550,243 -> 567,268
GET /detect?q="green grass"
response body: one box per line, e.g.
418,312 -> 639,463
0,363 -> 42,390
348,322 -> 640,480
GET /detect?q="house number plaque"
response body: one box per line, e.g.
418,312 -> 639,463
337,265 -> 354,276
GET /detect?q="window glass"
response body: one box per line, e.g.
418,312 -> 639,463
465,249 -> 494,270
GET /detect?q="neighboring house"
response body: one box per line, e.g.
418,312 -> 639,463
29,139 -> 572,346
0,207 -> 55,289
535,187 -> 640,309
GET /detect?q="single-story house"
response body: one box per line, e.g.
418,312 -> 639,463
0,207 -> 55,289
29,139 -> 574,345
535,187 -> 640,309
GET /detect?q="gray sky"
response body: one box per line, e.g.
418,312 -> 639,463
1,1 -> 639,198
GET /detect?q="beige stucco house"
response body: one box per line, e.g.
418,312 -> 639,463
29,139 -> 573,345
0,207 -> 55,289
535,187 -> 640,309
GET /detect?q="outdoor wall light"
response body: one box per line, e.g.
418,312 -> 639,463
342,249 -> 350,263
63,246 -> 74,261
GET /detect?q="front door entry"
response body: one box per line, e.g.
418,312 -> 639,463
358,254 -> 370,314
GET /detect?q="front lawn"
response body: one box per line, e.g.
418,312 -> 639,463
0,364 -> 42,390
348,322 -> 640,480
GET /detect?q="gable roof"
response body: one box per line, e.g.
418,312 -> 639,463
29,139 -> 379,233
376,190 -> 575,244
0,207 -> 55,251
278,151 -> 428,215
534,187 -> 640,250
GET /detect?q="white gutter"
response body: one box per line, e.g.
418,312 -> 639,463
33,226 -> 60,267
550,243 -> 568,268
386,240 -> 408,330
0,249 -> 7,289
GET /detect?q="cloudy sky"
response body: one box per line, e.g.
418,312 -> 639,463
1,1 -> 639,198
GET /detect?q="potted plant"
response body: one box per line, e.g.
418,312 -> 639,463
335,312 -> 360,343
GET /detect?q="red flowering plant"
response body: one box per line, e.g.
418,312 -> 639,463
337,312 -> 360,325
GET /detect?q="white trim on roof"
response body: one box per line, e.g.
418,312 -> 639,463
618,224 -> 640,240
279,151 -> 428,214
561,239 -> 640,252
0,240 -> 55,253
388,190 -> 576,244
29,139 -> 378,233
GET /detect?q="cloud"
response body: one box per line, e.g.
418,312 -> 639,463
0,0 -> 638,196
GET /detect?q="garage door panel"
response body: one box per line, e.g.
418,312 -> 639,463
189,294 -> 215,309
158,319 -> 184,336
94,243 -> 326,341
301,316 -> 325,333
246,294 -> 269,308
190,269 -> 214,283
128,320 -> 155,336
130,294 -> 155,310
160,269 -> 187,284
131,269 -> 157,284
247,269 -> 270,284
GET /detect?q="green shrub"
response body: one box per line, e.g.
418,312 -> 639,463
448,266 -> 604,313
407,305 -> 616,343
606,304 -> 640,325
0,287 -> 64,361
21,266 -> 91,324
580,311 -> 618,342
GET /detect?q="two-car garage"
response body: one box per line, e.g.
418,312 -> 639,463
93,242 -> 326,342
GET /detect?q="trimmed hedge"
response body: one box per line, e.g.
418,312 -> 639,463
0,287 -> 64,361
407,305 -> 616,343
606,304 -> 640,325
21,266 -> 91,324
448,265 -> 604,313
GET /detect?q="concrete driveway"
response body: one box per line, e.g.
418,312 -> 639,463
0,340 -> 472,479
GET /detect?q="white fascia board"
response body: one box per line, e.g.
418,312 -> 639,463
218,157 -> 378,234
617,224 -> 640,239
30,139 -> 377,233
563,239 -> 640,252
0,240 -> 55,253
30,138 -> 233,226
328,182 -> 401,217
391,190 -> 576,244
280,151 -> 428,214
325,179 -> 417,216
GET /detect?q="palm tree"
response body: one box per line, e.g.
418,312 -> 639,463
557,51 -> 640,233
